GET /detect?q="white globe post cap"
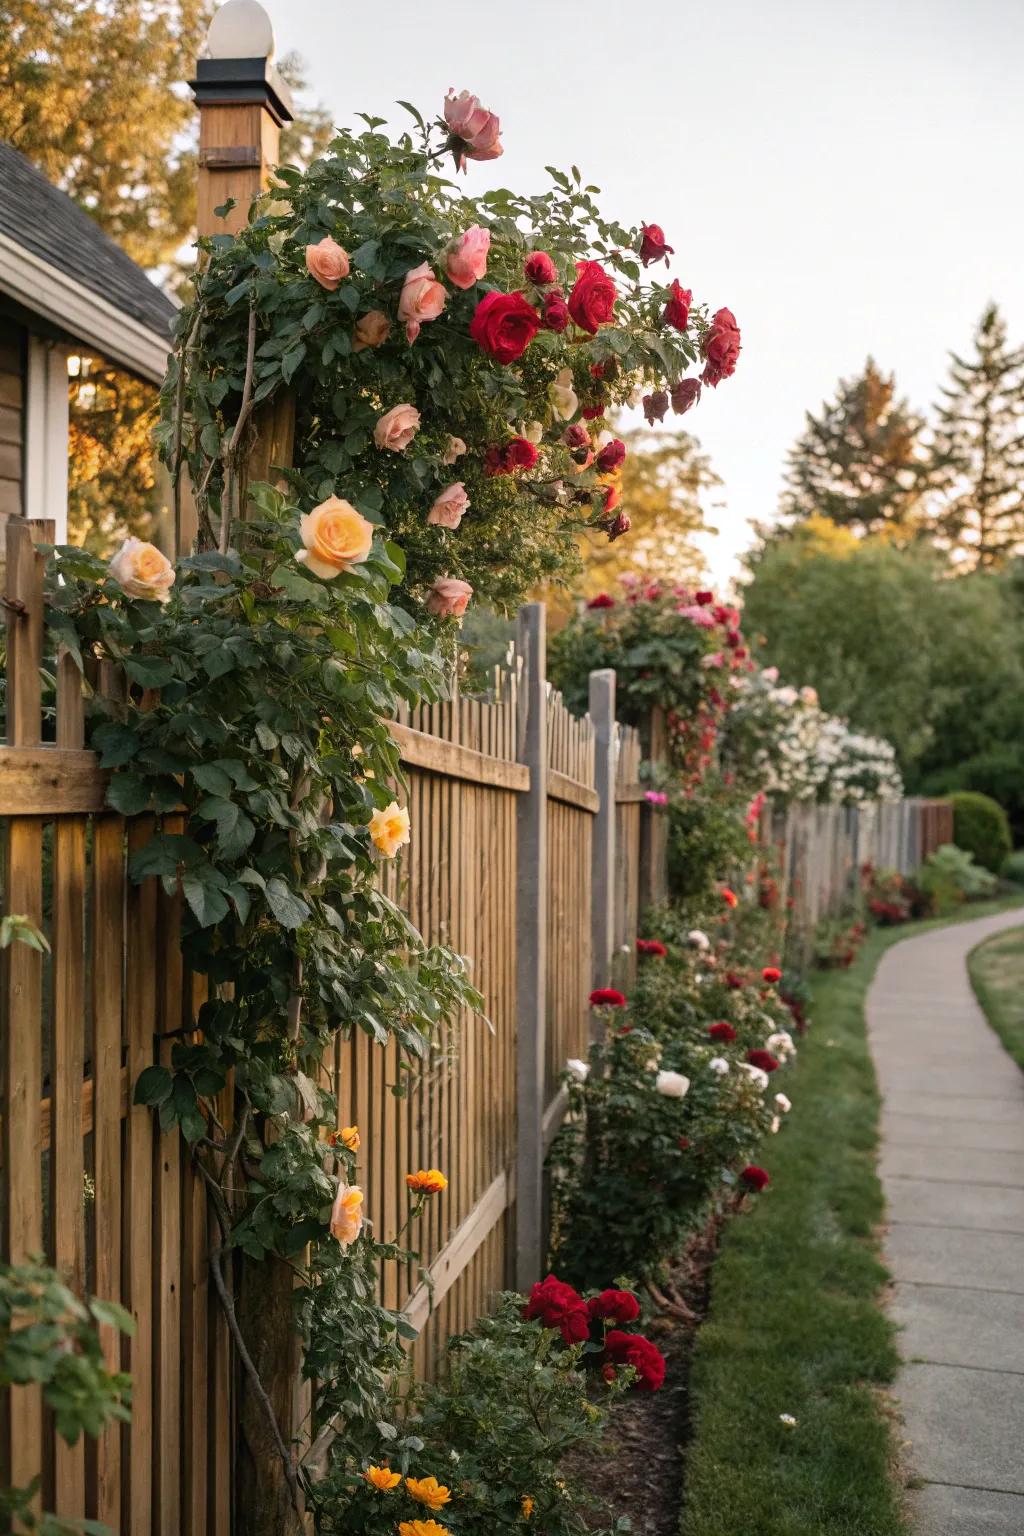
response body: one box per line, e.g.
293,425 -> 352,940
206,0 -> 275,60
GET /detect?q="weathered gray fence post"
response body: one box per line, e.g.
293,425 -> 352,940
515,602 -> 547,1290
589,669 -> 616,1007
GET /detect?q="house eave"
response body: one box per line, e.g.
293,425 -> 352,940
0,232 -> 173,385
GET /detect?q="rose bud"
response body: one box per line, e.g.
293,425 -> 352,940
525,251 -> 557,285
563,423 -> 590,449
583,401 -> 607,420
639,222 -> 674,267
542,295 -> 570,332
671,378 -> 702,415
643,390 -> 670,424
597,438 -> 626,474
609,511 -> 631,540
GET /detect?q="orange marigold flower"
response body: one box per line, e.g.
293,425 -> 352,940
405,1476 -> 451,1511
364,1464 -> 401,1491
398,1521 -> 450,1536
406,1168 -> 448,1195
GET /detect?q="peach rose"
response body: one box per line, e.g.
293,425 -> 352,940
329,1182 -> 363,1247
443,90 -> 503,164
442,435 -> 467,465
425,577 -> 473,619
353,309 -> 391,351
296,496 -> 374,579
369,800 -> 411,858
445,225 -> 490,290
305,236 -> 350,291
108,538 -> 176,603
374,403 -> 421,452
427,482 -> 470,530
398,262 -> 446,343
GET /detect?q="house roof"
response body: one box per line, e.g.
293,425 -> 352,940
0,141 -> 178,343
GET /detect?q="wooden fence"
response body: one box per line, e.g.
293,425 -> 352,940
0,518 -> 953,1528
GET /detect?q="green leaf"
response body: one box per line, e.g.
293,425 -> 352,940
123,655 -> 174,688
134,1065 -> 173,1107
192,763 -> 233,797
181,874 -> 230,928
92,722 -> 140,768
264,878 -> 310,930
105,774 -> 151,815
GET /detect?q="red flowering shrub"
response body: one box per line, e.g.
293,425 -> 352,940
741,1165 -> 770,1192
587,593 -> 615,610
746,1049 -> 780,1074
636,938 -> 668,957
587,1288 -> 641,1326
602,1330 -> 666,1391
709,1021 -> 737,1043
589,988 -> 627,1007
523,1274 -> 590,1344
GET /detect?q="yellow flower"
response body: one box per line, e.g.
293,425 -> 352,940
329,1182 -> 363,1248
369,800 -> 411,858
340,1124 -> 360,1151
398,1522 -> 449,1536
521,1494 -> 535,1518
405,1168 -> 448,1196
364,1464 -> 401,1491
405,1476 -> 451,1512
296,496 -> 374,578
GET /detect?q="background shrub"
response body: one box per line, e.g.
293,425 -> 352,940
950,791 -> 1012,873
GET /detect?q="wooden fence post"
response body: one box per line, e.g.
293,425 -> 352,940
515,603 -> 547,1291
589,669 -> 616,1004
639,705 -> 669,910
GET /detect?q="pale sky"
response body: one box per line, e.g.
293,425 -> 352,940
264,0 -> 1024,583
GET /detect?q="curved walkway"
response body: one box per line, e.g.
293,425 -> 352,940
868,909 -> 1024,1536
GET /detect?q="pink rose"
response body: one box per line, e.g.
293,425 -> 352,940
446,225 -> 490,290
428,482 -> 470,530
426,577 -> 473,618
373,403 -> 421,452
443,90 -> 503,167
353,309 -> 391,351
398,262 -> 447,343
305,236 -> 350,291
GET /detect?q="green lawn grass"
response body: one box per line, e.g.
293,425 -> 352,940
968,921 -> 1024,1070
680,896 -> 1023,1536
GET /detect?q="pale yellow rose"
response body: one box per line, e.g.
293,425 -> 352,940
296,497 -> 374,579
519,420 -> 544,444
305,236 -> 350,291
442,435 -> 468,465
353,309 -> 391,351
548,366 -> 579,422
329,1182 -> 363,1247
374,403 -> 421,452
369,800 -> 411,858
108,538 -> 176,603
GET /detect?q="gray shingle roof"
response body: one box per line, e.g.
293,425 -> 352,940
0,141 -> 178,340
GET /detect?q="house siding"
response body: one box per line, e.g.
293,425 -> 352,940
0,319 -> 24,517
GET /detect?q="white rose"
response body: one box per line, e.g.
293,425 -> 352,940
687,930 -> 711,951
708,1057 -> 730,1076
770,1115 -> 781,1134
740,1063 -> 769,1091
655,1070 -> 690,1099
766,1031 -> 796,1059
108,537 -> 176,603
519,419 -> 544,444
548,366 -> 579,421
566,1058 -> 589,1083
775,1093 -> 792,1114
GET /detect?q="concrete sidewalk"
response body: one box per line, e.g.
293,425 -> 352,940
867,908 -> 1024,1536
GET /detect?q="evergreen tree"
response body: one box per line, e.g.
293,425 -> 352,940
782,358 -> 931,535
931,304 -> 1024,566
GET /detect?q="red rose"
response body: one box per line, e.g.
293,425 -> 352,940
721,888 -> 738,909
696,590 -> 714,605
484,445 -> 509,477
587,593 -> 615,610
701,306 -> 741,386
762,966 -> 782,984
582,402 -> 606,420
741,1165 -> 770,1192
602,483 -> 621,514
671,377 -> 702,415
563,423 -> 590,449
609,511 -> 631,539
524,1274 -> 590,1344
709,1021 -> 737,1043
642,391 -> 669,425
678,1136 -> 691,1150
746,1049 -> 780,1073
636,938 -> 667,957
525,251 -> 557,285
663,280 -> 692,332
639,222 -> 674,267
542,295 -> 570,332
596,438 -> 626,474
470,290 -> 541,363
589,987 -> 627,1007
504,437 -> 539,471
568,260 -> 617,333
602,1330 -> 666,1391
588,1288 -> 641,1326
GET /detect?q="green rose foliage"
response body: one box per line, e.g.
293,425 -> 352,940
666,774 -> 755,904
162,104 -> 721,611
313,1297 -> 630,1536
